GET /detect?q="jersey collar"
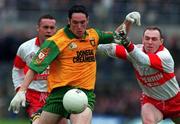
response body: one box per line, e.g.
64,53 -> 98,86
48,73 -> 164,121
64,25 -> 88,40
35,37 -> 40,46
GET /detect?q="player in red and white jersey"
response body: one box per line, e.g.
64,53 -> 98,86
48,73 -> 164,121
9,14 -> 67,124
98,26 -> 180,124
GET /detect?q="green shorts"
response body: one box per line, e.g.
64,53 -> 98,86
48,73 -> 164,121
42,86 -> 96,118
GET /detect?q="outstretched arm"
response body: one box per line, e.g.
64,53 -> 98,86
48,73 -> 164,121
19,69 -> 36,91
115,11 -> 141,34
113,12 -> 141,48
98,12 -> 141,59
115,20 -> 132,35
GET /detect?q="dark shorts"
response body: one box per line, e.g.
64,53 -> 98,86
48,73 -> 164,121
42,86 -> 96,118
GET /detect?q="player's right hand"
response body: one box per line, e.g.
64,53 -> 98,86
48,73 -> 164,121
113,31 -> 130,47
8,90 -> 26,114
125,11 -> 141,26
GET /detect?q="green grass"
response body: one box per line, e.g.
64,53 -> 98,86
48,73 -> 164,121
0,119 -> 29,124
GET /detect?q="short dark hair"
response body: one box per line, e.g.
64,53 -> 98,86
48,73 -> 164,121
68,5 -> 88,19
143,26 -> 163,39
38,14 -> 56,25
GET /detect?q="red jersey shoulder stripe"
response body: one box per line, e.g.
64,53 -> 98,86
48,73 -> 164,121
148,54 -> 163,72
115,45 -> 127,60
13,55 -> 26,69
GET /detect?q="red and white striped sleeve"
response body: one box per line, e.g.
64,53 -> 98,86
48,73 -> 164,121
98,43 -> 128,60
128,44 -> 174,73
12,44 -> 26,91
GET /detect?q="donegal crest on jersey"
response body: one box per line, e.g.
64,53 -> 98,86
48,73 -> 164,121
34,48 -> 50,64
30,40 -> 60,73
90,38 -> 96,47
68,42 -> 77,50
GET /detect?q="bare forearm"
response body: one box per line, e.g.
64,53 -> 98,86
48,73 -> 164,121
19,69 -> 36,91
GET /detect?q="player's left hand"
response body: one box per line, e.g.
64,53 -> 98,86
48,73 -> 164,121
113,31 -> 130,47
125,11 -> 141,26
8,90 -> 26,114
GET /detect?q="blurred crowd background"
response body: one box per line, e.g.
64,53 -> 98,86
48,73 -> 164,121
0,0 -> 180,123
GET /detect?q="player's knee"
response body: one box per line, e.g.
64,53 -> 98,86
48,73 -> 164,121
142,117 -> 156,124
142,113 -> 157,124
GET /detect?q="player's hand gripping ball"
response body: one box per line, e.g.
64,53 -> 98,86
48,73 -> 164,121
63,89 -> 88,114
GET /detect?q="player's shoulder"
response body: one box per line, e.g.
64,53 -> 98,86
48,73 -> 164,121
135,44 -> 143,50
56,28 -> 64,34
86,27 -> 99,33
162,47 -> 170,52
48,28 -> 66,41
86,28 -> 104,38
157,46 -> 171,56
19,37 -> 36,49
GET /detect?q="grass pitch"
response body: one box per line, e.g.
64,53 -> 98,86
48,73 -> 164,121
0,119 -> 28,124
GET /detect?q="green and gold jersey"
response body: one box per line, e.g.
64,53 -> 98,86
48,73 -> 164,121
30,26 -> 113,92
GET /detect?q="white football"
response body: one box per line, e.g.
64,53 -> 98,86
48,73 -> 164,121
63,89 -> 88,114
